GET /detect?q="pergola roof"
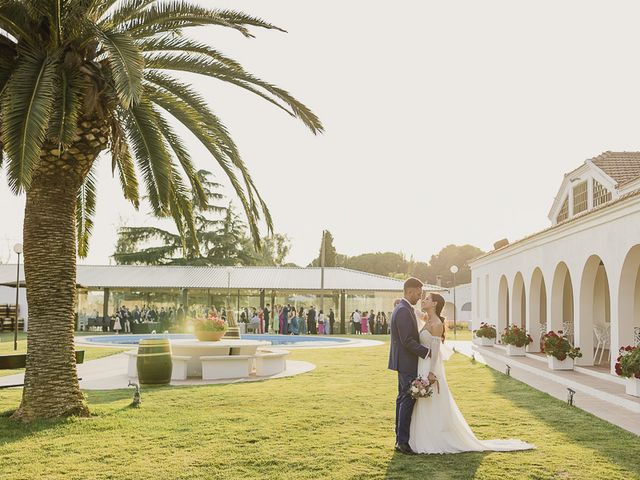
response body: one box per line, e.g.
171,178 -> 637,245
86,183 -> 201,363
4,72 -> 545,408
0,265 -> 445,293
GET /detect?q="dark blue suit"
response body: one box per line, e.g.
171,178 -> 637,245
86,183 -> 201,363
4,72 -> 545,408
388,299 -> 430,446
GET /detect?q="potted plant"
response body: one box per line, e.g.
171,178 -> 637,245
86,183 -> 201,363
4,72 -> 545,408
502,325 -> 533,356
193,314 -> 227,342
542,330 -> 582,370
615,346 -> 640,397
473,323 -> 497,346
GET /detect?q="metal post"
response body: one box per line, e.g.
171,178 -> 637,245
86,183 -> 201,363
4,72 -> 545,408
14,253 -> 20,351
103,288 -> 110,329
453,272 -> 457,340
320,230 -> 326,315
340,289 -> 346,334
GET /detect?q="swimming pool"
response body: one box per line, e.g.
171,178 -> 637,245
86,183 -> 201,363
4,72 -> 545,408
80,333 -> 352,347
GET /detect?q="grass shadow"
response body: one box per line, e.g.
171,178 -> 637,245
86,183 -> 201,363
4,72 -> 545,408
486,367 -> 640,475
385,449 -> 489,479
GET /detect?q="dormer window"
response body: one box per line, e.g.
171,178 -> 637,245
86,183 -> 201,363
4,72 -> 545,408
572,180 -> 588,215
557,197 -> 569,223
593,179 -> 612,208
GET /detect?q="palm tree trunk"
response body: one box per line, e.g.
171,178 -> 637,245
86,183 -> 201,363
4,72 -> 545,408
12,118 -> 109,421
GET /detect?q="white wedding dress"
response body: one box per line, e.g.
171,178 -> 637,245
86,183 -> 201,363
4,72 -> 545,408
409,326 -> 535,454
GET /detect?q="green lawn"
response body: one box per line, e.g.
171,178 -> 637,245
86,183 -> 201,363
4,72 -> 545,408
0,332 -> 126,378
0,338 -> 637,479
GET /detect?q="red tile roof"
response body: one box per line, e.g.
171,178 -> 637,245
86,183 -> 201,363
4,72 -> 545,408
591,151 -> 640,187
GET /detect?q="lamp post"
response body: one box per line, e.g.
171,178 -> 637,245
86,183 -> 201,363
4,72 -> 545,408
450,265 -> 459,340
13,243 -> 23,351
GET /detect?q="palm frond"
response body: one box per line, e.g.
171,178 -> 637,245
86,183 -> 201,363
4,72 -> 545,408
48,68 -> 86,147
142,79 -> 263,243
152,106 -> 206,208
77,161 -> 97,258
138,35 -> 244,71
124,98 -> 173,212
96,27 -> 144,108
1,50 -> 58,193
0,2 -> 33,43
144,53 -> 323,134
110,113 -> 140,208
115,2 -> 271,38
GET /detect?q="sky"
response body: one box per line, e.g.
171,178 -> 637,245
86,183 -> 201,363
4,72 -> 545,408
3,0 -> 640,266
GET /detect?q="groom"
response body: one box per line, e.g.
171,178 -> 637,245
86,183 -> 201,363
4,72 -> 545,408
388,277 -> 431,455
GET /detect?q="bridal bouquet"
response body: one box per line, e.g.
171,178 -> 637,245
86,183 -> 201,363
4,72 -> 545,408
409,376 -> 435,399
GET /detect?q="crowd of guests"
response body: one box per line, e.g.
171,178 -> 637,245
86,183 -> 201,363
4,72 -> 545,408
238,304 -> 337,335
100,303 -> 391,336
349,310 -> 389,335
107,304 -> 187,333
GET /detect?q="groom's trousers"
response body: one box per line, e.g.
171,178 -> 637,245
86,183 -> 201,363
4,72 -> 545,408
396,372 -> 416,445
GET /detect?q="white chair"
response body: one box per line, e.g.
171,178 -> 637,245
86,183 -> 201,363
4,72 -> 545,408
562,322 -> 574,345
593,324 -> 611,365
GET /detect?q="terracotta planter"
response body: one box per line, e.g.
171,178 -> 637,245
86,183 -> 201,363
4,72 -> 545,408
475,337 -> 495,346
506,345 -> 526,356
625,377 -> 640,397
548,356 -> 574,370
195,330 -> 225,342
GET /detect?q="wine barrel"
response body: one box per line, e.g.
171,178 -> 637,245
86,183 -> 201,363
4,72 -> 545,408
136,338 -> 172,385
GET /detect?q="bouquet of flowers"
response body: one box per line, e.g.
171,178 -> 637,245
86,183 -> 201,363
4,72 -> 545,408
193,313 -> 227,332
542,330 -> 582,361
615,346 -> 640,379
501,324 -> 533,347
409,375 -> 437,399
474,322 -> 497,339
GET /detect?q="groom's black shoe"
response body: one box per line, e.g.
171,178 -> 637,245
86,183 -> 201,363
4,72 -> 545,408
396,443 -> 416,455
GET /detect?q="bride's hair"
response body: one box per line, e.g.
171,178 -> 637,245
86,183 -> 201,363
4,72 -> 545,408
429,293 -> 447,343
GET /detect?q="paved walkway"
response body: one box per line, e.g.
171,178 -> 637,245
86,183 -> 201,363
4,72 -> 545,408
0,353 -> 316,391
460,342 -> 640,436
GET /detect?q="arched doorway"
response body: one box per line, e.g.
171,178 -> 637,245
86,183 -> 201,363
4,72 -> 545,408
498,275 -> 509,340
579,255 -> 611,366
512,272 -> 526,329
551,262 -> 574,339
528,268 -> 547,353
618,245 -> 640,362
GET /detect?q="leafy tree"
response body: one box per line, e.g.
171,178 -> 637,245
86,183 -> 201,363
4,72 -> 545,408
250,234 -> 292,267
344,252 -> 407,277
423,244 -> 485,286
308,230 -> 338,267
0,1 -> 321,421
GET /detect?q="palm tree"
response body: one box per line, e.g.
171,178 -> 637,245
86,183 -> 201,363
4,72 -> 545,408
0,1 -> 322,421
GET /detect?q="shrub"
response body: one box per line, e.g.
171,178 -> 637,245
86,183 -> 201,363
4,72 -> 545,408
474,322 -> 497,339
193,314 -> 227,332
615,346 -> 640,379
501,325 -> 533,347
542,331 -> 582,361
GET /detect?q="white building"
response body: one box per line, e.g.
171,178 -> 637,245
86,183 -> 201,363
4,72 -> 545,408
470,151 -> 640,374
440,283 -> 472,328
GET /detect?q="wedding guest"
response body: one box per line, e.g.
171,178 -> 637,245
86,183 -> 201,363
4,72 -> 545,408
258,308 -> 265,334
361,310 -> 369,334
307,306 -> 317,334
298,307 -> 307,335
113,312 -> 122,335
369,310 -> 375,335
272,304 -> 280,334
353,310 -> 362,335
281,304 -> 290,335
317,310 -> 326,334
381,312 -> 389,334
290,310 -> 300,335
264,303 -> 270,334
328,308 -> 335,335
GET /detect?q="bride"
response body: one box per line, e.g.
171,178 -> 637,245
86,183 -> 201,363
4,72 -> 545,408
409,292 -> 534,454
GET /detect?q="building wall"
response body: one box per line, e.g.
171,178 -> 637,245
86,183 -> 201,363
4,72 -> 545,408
0,286 -> 28,330
471,195 -> 640,373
